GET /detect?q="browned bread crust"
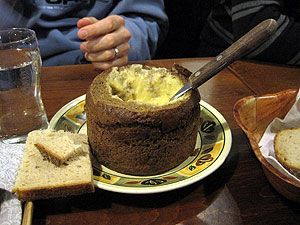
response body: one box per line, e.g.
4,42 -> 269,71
35,143 -> 63,166
86,64 -> 201,175
14,182 -> 94,202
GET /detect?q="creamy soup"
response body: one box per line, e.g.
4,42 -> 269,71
108,64 -> 186,105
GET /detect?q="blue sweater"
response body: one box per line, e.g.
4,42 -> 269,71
1,0 -> 168,66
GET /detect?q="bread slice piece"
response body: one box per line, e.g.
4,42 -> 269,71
274,127 -> 300,170
12,130 -> 95,201
31,130 -> 87,166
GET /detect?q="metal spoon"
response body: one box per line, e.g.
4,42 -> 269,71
170,18 -> 278,101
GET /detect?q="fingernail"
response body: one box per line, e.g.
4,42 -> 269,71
79,30 -> 88,38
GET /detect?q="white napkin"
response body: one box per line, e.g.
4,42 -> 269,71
0,143 -> 25,225
259,88 -> 300,183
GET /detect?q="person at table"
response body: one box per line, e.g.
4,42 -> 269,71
196,0 -> 300,66
0,0 -> 168,70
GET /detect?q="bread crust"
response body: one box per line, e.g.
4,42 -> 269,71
86,64 -> 201,175
35,143 -> 63,166
12,182 -> 94,201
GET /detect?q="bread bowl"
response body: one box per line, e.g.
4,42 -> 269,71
85,64 -> 201,175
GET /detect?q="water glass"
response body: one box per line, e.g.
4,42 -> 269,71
0,28 -> 49,143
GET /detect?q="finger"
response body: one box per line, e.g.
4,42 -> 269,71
77,17 -> 98,28
84,42 -> 130,62
77,17 -> 98,39
80,26 -> 131,53
78,15 -> 125,40
92,55 -> 129,70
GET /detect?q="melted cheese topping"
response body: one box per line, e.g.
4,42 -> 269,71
108,64 -> 186,106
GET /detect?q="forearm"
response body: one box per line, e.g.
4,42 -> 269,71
110,0 -> 168,60
124,17 -> 160,60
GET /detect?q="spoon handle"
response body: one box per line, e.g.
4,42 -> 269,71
22,201 -> 34,225
189,18 -> 278,89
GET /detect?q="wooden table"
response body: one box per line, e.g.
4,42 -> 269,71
32,58 -> 300,225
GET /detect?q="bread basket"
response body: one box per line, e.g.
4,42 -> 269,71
233,89 -> 300,202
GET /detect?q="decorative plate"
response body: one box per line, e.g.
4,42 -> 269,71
49,95 -> 232,194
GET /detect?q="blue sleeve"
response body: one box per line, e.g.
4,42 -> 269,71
0,0 -> 168,65
110,0 -> 169,60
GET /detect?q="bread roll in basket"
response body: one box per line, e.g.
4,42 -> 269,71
85,64 -> 201,175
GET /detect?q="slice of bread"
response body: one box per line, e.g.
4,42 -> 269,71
274,127 -> 300,170
12,130 -> 95,201
31,130 -> 87,166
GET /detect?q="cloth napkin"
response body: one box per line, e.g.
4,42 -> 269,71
0,143 -> 25,225
259,88 -> 300,183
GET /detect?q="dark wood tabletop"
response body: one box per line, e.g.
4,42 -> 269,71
32,58 -> 300,225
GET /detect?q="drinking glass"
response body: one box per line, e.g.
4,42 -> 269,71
0,28 -> 49,143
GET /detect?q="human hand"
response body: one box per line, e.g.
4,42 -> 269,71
77,15 -> 131,70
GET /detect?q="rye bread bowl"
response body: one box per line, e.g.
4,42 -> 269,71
85,64 -> 201,176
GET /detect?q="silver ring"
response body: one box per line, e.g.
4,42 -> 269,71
114,47 -> 119,58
